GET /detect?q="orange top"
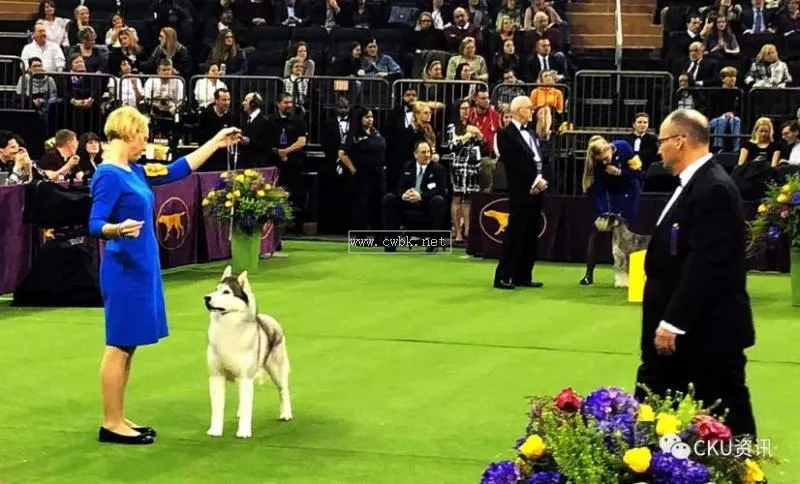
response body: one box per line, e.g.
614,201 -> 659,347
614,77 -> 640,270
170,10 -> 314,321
530,87 -> 564,113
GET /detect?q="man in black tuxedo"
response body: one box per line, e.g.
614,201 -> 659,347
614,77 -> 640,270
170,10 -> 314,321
623,112 -> 660,172
382,140 -> 447,253
493,96 -> 547,290
239,92 -> 269,169
636,108 -> 756,437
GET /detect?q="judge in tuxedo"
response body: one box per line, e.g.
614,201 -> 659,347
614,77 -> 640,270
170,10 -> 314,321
382,140 -> 447,252
493,96 -> 547,290
622,112 -> 660,171
239,92 -> 269,168
636,108 -> 756,437
676,42 -> 717,86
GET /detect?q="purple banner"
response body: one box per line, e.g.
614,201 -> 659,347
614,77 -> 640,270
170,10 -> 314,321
153,175 -> 199,269
0,186 -> 32,294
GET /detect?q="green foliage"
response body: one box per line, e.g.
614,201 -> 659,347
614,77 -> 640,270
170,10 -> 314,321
747,173 -> 800,255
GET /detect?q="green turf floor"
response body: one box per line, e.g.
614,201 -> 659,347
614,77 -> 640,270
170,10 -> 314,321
0,241 -> 797,483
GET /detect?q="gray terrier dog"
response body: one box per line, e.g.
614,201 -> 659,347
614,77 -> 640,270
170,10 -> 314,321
595,214 -> 651,288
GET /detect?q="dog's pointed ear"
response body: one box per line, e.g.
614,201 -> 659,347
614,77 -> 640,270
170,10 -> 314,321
222,265 -> 232,280
237,271 -> 257,309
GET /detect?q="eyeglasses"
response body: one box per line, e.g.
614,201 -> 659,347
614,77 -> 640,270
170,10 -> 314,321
656,134 -> 685,146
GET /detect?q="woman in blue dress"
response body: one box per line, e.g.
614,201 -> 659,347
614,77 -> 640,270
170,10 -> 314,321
579,135 -> 644,285
89,106 -> 241,445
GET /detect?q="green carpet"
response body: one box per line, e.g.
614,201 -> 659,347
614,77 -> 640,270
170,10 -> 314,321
0,241 -> 797,483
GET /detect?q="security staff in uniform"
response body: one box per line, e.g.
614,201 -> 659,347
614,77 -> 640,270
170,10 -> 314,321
267,92 -> 308,234
338,106 -> 386,232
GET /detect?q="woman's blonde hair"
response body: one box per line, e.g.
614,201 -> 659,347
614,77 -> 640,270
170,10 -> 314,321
459,37 -> 476,56
756,44 -> 778,63
412,101 -> 436,147
160,27 -> 181,58
118,28 -> 141,55
750,117 -> 774,143
415,11 -> 432,30
582,135 -> 610,193
105,106 -> 149,142
423,60 -> 442,81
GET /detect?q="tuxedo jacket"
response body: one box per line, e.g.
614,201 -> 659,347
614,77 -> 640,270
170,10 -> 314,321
396,160 -> 447,202
622,132 -> 660,170
642,158 -> 755,358
241,114 -> 268,168
496,122 -> 543,208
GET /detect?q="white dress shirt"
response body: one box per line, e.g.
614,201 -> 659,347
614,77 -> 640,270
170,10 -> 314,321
21,40 -> 65,72
656,152 -> 713,335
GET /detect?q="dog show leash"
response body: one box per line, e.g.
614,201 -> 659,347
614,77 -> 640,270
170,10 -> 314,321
226,141 -> 239,242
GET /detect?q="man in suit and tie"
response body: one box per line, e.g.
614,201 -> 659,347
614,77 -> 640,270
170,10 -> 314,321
741,0 -> 775,34
636,108 -> 757,437
623,113 -> 660,172
382,140 -> 447,253
525,38 -> 568,83
676,42 -> 717,86
239,92 -> 268,169
493,96 -> 547,290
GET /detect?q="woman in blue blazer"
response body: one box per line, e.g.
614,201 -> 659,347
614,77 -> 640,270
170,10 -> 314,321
579,136 -> 644,285
89,106 -> 240,445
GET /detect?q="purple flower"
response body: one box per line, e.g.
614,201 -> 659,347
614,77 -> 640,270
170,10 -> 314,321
214,179 -> 227,190
527,471 -> 564,484
240,215 -> 255,234
767,226 -> 781,241
582,388 -> 639,422
792,192 -> 800,205
650,452 -> 710,484
481,461 -> 521,484
274,205 -> 285,222
598,412 -> 636,448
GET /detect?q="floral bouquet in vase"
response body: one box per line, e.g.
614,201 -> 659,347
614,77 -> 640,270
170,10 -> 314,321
482,385 -> 777,484
746,173 -> 800,306
202,169 -> 293,272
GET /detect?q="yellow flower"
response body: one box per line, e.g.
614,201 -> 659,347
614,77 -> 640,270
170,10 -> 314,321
637,404 -> 655,423
518,435 -> 546,459
655,413 -> 681,436
201,198 -> 210,207
744,459 -> 765,483
244,169 -> 256,177
226,193 -> 234,200
257,190 -> 266,197
628,155 -> 642,171
264,183 -> 272,190
777,193 -> 788,203
224,200 -> 233,208
208,190 -> 215,198
623,447 -> 652,474
233,190 -> 241,198
220,172 -> 229,179
781,184 -> 791,194
758,203 -> 768,214
235,174 -> 245,183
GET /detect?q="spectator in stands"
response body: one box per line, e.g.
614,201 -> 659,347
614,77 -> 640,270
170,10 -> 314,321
703,15 -> 741,57
77,131 -> 103,180
204,7 -> 250,51
105,13 -> 138,48
339,106 -> 386,232
209,29 -> 248,75
0,132 -> 34,185
777,120 -> 800,165
239,92 -> 268,168
525,37 -> 567,83
382,140 -> 447,252
491,103 -> 513,190
741,0 -> 775,33
197,88 -> 235,171
143,59 -> 185,118
448,99 -> 485,242
316,0 -> 344,29
739,117 -> 781,165
524,0 -> 563,28
237,0 -> 271,27
407,12 -> 445,53
709,66 -> 742,151
351,0 -> 370,27
66,5 -> 91,46
497,15 -> 520,47
284,58 -> 309,111
670,12 -> 703,59
276,0 -> 310,26
524,12 -> 564,55
36,0 -> 69,47
430,0 -> 449,30
39,129 -> 82,181
283,41 -> 315,77
109,58 -> 144,108
333,42 -> 362,76
675,72 -> 704,109
21,21 -> 65,72
109,28 -> 141,75
492,39 -> 521,82
411,101 -> 439,163
444,8 -> 484,53
361,38 -> 403,78
776,0 -> 800,35
468,87 -> 502,190
679,41 -> 716,86
267,92 -> 308,234
142,27 -> 193,77
492,68 -> 527,106
69,27 -> 109,73
15,56 -> 57,115
195,63 -> 228,107
66,54 -> 102,135
420,60 -> 446,109
529,69 -> 563,140
745,44 -> 791,87
623,113 -> 660,171
700,0 -> 741,24
447,37 -> 488,81
454,63 -> 479,100
467,0 -> 490,29
496,0 -> 524,30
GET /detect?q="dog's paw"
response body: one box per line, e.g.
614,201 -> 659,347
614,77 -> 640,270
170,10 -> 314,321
207,426 -> 224,437
279,413 -> 293,422
235,427 -> 252,439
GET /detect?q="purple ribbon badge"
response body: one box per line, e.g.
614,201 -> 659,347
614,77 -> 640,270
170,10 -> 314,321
670,223 -> 679,256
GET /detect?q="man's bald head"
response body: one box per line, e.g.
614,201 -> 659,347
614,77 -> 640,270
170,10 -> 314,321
510,95 -> 533,123
658,108 -> 711,174
662,108 -> 710,147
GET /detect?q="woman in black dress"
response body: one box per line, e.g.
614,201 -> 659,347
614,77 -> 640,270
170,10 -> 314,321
738,117 -> 781,166
78,131 -> 103,182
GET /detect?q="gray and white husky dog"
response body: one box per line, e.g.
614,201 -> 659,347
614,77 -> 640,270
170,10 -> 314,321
204,266 -> 292,438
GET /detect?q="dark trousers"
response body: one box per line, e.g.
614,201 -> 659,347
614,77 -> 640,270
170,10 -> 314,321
351,167 -> 386,232
494,198 -> 542,284
635,352 -> 757,438
276,158 -> 305,233
382,193 -> 447,235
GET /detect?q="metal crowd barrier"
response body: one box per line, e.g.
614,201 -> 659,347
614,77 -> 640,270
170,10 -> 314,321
0,55 -> 27,110
491,82 -> 572,120
25,72 -> 113,139
745,87 -> 800,131
188,74 -> 284,128
572,70 -> 674,129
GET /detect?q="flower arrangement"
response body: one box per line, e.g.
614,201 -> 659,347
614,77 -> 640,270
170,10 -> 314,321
747,173 -> 800,255
481,386 -> 776,484
202,169 -> 293,235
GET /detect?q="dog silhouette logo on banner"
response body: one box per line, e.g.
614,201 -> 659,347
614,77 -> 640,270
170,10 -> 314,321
156,197 -> 190,250
479,198 -> 546,244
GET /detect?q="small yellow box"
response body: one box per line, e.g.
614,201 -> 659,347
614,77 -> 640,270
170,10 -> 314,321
628,250 -> 647,303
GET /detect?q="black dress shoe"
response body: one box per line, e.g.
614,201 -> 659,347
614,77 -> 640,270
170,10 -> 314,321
493,279 -> 515,290
133,426 -> 157,438
579,276 -> 593,286
98,427 -> 155,445
517,281 -> 544,288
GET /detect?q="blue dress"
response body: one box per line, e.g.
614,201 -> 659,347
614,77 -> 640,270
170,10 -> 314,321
587,139 -> 643,224
88,158 -> 192,347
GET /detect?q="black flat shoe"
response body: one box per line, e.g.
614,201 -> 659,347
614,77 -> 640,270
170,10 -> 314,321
98,427 -> 155,445
133,426 -> 157,438
579,276 -> 593,286
517,281 -> 544,288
